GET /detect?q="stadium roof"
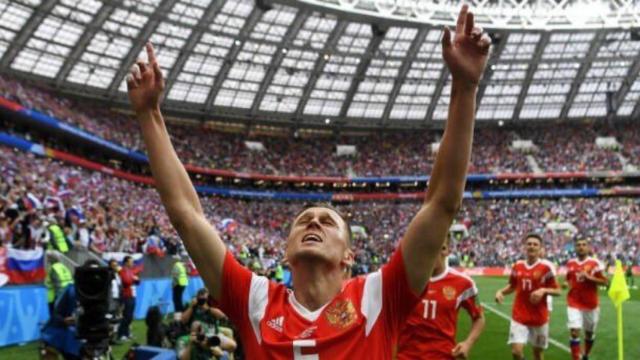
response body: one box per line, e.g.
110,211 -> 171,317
1,0 -> 639,129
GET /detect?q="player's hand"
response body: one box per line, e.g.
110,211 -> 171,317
451,341 -> 471,359
442,5 -> 491,86
127,42 -> 165,113
494,290 -> 504,304
529,289 -> 545,304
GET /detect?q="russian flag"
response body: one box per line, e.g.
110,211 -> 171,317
6,247 -> 46,284
219,218 -> 238,234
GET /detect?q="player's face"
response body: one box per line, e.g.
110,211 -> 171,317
575,240 -> 590,256
286,207 -> 353,270
524,237 -> 542,259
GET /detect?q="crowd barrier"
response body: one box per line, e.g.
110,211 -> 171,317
2,96 -> 639,185
0,276 -> 204,347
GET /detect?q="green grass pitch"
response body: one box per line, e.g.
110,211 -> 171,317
458,276 -> 640,360
1,276 -> 638,359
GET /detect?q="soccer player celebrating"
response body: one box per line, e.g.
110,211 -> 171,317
126,4 -> 490,358
495,234 -> 561,360
565,238 -> 608,360
396,238 -> 485,360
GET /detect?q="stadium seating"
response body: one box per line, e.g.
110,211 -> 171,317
2,145 -> 638,274
1,75 -> 638,177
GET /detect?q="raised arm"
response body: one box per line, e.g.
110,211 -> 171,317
127,43 -> 226,300
400,5 -> 491,294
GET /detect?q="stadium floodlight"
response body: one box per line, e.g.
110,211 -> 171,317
293,0 -> 640,30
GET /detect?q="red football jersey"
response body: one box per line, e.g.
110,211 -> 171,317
217,248 -> 422,359
566,257 -> 605,310
396,267 -> 483,360
509,259 -> 557,326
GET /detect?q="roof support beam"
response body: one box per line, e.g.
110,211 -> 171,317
424,66 -> 449,123
204,7 -> 264,113
514,32 -> 550,121
250,10 -> 309,114
609,53 -> 640,120
294,21 -> 346,120
559,31 -> 607,119
338,27 -> 386,119
54,1 -> 120,87
106,0 -> 178,97
161,0 -> 226,103
474,32 -> 508,112
380,27 -> 427,126
632,95 -> 640,119
0,0 -> 59,69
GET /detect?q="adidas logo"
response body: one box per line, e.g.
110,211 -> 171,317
267,316 -> 284,333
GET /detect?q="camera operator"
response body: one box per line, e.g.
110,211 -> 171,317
181,289 -> 225,328
41,284 -> 82,359
178,289 -> 236,359
178,321 -> 236,360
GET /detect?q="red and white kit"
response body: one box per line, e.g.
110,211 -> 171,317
396,267 -> 483,360
566,257 -> 606,331
508,259 -> 558,349
217,249 -> 422,359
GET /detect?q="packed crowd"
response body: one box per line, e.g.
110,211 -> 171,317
1,75 -> 637,176
2,144 -> 638,273
525,125 -> 627,172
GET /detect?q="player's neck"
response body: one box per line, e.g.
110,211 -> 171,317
577,254 -> 588,261
432,263 -> 446,277
291,263 -> 344,311
526,256 -> 539,265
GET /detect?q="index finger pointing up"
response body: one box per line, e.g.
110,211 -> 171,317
456,4 -> 469,35
146,42 -> 157,64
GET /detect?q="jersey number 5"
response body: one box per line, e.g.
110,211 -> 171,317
422,299 -> 437,320
293,339 -> 318,360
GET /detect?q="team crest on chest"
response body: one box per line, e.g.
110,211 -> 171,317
325,300 -> 357,329
532,270 -> 541,280
442,286 -> 457,301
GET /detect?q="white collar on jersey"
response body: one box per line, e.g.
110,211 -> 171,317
430,265 -> 450,283
288,290 -> 331,322
575,257 -> 592,265
523,259 -> 541,270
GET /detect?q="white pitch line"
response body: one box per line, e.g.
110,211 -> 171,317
481,302 -> 571,354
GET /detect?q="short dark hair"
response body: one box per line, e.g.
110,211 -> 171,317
293,202 -> 352,245
524,233 -> 543,245
196,288 -> 208,297
574,237 -> 589,244
123,255 -> 132,263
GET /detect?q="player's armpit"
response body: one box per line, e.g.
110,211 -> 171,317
400,203 -> 457,295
